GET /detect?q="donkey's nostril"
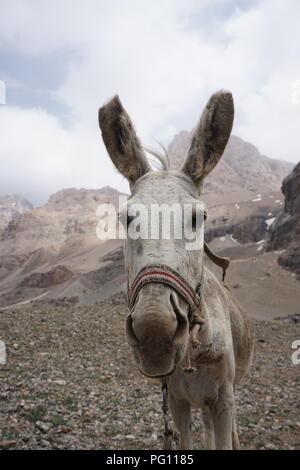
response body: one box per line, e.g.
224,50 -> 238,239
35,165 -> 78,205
125,313 -> 139,346
170,291 -> 189,343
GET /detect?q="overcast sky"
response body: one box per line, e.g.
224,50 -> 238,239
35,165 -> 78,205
0,0 -> 299,206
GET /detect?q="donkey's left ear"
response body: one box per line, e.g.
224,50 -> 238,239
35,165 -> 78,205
99,95 -> 151,185
182,90 -> 234,189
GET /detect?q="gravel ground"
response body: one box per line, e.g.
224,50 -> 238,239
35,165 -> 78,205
0,299 -> 299,450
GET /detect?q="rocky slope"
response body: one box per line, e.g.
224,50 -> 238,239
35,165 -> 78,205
168,131 -> 291,247
1,186 -> 121,245
0,186 -> 122,272
0,187 -> 126,307
266,161 -> 300,279
19,265 -> 74,289
0,301 -> 299,450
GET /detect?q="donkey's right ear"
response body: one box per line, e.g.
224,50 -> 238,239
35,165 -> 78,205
98,95 -> 151,185
182,90 -> 234,190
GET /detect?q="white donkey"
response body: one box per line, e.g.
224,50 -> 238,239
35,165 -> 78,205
99,91 -> 253,450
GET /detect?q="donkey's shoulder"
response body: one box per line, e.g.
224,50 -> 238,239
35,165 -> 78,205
202,265 -> 231,307
202,266 -> 253,382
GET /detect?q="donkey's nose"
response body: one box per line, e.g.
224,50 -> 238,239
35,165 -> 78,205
124,285 -> 190,377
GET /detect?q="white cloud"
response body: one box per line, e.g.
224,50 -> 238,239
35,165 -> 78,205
0,0 -> 299,204
0,106 -> 129,205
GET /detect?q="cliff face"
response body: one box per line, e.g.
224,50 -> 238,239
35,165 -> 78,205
266,162 -> 300,279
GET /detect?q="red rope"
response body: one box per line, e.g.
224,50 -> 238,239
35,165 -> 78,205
128,266 -> 200,310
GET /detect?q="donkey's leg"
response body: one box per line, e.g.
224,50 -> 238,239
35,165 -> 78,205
169,393 -> 192,450
211,382 -> 234,450
232,406 -> 240,450
202,405 -> 215,449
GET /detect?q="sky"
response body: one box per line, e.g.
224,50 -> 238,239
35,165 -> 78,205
0,0 -> 300,206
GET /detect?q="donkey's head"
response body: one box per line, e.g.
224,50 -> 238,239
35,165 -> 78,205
99,91 -> 234,378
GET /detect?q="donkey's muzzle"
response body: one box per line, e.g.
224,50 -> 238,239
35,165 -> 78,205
125,287 -> 189,377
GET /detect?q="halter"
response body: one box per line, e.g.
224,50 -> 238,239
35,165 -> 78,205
128,264 -> 202,314
127,242 -> 230,314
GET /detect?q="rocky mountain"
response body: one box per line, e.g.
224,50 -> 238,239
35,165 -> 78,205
0,187 -> 125,307
1,186 -> 121,243
168,132 -> 293,194
266,161 -> 300,279
0,194 -> 33,234
0,134 -> 296,310
167,131 -> 292,254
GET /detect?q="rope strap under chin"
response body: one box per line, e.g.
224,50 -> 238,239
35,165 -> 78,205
161,379 -> 179,450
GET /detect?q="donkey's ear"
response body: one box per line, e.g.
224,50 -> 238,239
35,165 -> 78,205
99,95 -> 150,185
182,90 -> 234,189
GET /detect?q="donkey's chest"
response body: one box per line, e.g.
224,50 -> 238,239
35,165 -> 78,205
170,363 -> 226,408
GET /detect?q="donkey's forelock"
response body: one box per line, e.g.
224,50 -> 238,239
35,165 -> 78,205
142,144 -> 171,172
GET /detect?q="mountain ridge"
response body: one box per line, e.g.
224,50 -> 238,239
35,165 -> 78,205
168,133 -> 293,194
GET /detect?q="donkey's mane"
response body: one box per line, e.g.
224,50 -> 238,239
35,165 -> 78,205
143,143 -> 171,171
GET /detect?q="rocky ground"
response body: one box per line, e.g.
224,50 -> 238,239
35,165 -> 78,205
0,298 -> 299,450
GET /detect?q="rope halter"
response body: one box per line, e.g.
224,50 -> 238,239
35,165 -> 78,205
127,264 -> 201,314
